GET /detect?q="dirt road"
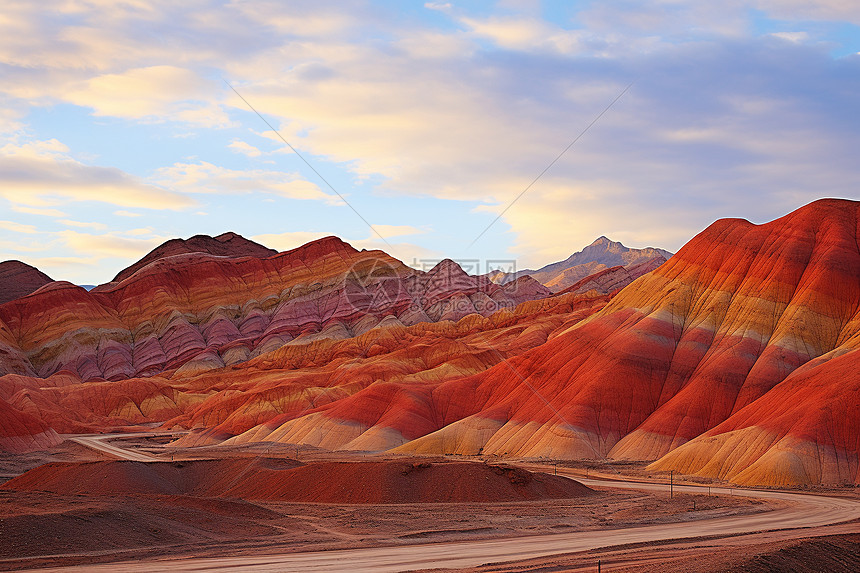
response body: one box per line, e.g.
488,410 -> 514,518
65,434 -> 160,462
25,459 -> 860,572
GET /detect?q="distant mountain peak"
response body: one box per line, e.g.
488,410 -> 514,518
111,232 -> 278,284
214,231 -> 242,242
589,235 -> 613,245
494,236 -> 673,293
0,260 -> 54,305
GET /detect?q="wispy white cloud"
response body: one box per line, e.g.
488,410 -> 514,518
0,138 -> 196,210
0,0 -> 858,275
228,140 -> 263,157
13,206 -> 69,217
56,229 -> 170,260
57,219 -> 109,230
62,65 -> 229,127
424,2 -> 452,12
0,220 -> 38,234
154,160 -> 343,204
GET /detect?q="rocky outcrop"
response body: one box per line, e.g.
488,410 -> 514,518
0,261 -> 53,305
110,232 -> 277,283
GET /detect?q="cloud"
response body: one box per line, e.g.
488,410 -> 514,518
769,31 -> 810,43
155,160 -> 343,204
114,210 -> 142,217
226,12 -> 860,265
458,16 -> 585,53
57,219 -> 109,230
56,229 -> 168,260
25,256 -> 98,271
12,206 -> 68,217
62,65 -> 230,127
424,2 -> 452,13
228,140 -> 263,157
0,138 -> 196,210
0,220 -> 37,234
1,1 -> 859,277
755,0 -> 860,24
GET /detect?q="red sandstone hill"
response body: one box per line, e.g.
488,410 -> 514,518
222,199 -> 860,486
4,200 -> 858,487
0,261 -> 53,305
1,458 -> 592,503
0,236 -> 550,382
110,232 -> 277,283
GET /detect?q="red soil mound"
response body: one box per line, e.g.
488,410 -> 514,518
2,458 -> 592,503
220,460 -> 593,503
0,457 -> 301,497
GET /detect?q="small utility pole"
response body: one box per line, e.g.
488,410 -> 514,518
670,470 -> 674,498
598,559 -> 601,573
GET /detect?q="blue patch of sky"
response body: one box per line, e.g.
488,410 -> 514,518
541,0 -> 590,29
749,9 -> 860,58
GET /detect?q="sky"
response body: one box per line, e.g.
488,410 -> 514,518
1,0 -> 859,285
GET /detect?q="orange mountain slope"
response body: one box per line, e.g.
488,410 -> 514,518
227,199 -> 859,485
3,199 -> 858,486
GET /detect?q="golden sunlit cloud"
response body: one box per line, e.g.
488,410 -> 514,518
63,65 -> 230,127
12,206 -> 68,217
57,219 -> 109,230
155,161 -> 343,204
56,229 -> 170,260
0,0 -> 858,286
228,140 -> 263,157
0,220 -> 38,234
0,139 -> 196,210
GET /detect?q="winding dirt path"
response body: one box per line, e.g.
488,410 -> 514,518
25,450 -> 860,572
65,433 -> 160,462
